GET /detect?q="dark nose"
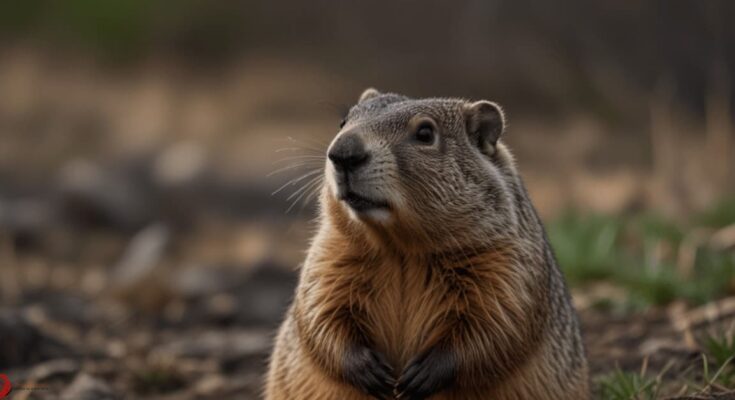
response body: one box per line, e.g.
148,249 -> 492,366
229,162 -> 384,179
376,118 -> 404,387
328,133 -> 369,172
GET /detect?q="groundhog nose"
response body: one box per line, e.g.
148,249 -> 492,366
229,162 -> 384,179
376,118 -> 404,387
328,133 -> 370,173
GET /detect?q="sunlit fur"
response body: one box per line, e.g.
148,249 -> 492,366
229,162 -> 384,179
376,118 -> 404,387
266,91 -> 589,400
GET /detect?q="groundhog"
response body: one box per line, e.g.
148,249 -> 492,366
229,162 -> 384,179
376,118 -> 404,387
266,88 -> 589,400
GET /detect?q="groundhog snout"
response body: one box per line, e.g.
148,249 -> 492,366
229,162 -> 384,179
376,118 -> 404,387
328,132 -> 370,174
327,131 -> 393,216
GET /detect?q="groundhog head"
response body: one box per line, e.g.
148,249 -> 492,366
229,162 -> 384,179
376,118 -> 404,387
325,88 -> 518,251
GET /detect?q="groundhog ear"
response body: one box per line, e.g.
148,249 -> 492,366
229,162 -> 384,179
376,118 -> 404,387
358,88 -> 381,103
464,100 -> 506,156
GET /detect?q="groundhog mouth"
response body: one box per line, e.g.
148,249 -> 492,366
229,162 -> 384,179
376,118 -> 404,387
339,191 -> 389,213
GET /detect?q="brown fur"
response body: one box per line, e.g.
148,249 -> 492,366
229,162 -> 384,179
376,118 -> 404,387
266,90 -> 589,399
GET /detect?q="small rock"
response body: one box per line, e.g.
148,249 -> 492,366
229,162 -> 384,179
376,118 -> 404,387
26,359 -> 79,382
194,373 -> 227,396
111,223 -> 170,289
61,373 -> 118,400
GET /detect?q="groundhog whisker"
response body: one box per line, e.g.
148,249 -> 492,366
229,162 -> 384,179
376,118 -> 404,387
273,147 -> 325,156
301,179 -> 325,210
272,169 -> 323,195
286,176 -> 324,213
294,178 -> 324,212
271,161 -> 324,172
272,155 -> 326,165
287,174 -> 323,202
291,136 -> 330,149
274,143 -> 326,155
267,163 -> 322,177
275,135 -> 325,146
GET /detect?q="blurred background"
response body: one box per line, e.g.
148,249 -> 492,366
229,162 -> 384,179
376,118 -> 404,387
0,1 -> 734,398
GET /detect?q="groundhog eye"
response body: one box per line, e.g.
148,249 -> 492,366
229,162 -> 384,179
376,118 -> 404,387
414,124 -> 435,145
339,118 -> 347,129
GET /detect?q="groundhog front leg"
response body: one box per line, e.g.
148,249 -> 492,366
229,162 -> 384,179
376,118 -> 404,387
396,311 -> 534,399
295,305 -> 395,399
343,341 -> 397,399
395,342 -> 457,399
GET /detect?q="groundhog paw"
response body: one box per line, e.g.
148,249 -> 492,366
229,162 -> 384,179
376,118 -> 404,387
396,347 -> 456,400
343,344 -> 396,399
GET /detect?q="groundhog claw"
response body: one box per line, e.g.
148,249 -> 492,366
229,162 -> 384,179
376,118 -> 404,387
343,344 -> 395,399
396,347 -> 456,400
